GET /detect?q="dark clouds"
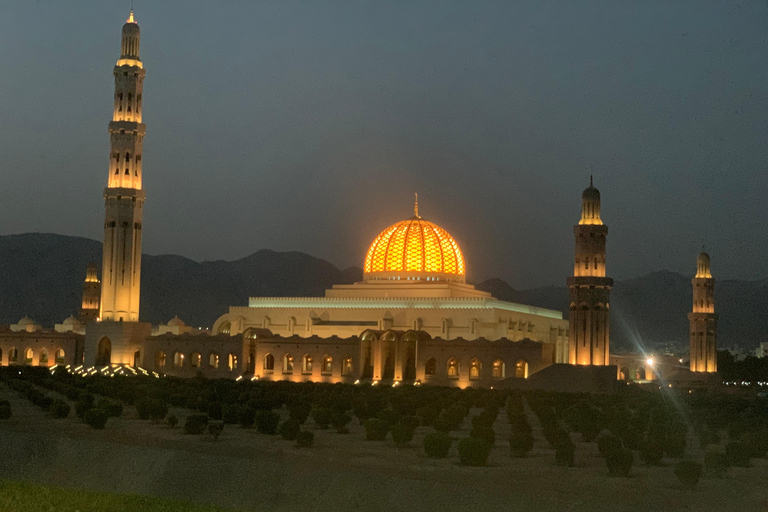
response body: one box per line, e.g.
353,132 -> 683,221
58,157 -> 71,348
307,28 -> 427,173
0,1 -> 766,288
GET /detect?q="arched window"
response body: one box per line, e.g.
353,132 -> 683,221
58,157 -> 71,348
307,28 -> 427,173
469,358 -> 481,379
636,367 -> 646,381
619,367 -> 629,381
209,352 -> 219,369
39,348 -> 49,366
190,352 -> 201,368
55,349 -> 65,364
155,351 -> 166,368
263,354 -> 274,372
492,359 -> 505,378
515,359 -> 528,379
322,355 -> 332,375
283,354 -> 293,374
217,321 -> 231,335
447,358 -> 459,378
8,348 -> 17,363
302,355 -> 313,374
173,352 -> 184,368
342,357 -> 353,376
24,348 -> 34,365
228,354 -> 238,371
424,358 -> 437,376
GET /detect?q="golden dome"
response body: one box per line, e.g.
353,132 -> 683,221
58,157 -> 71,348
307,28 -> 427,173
363,198 -> 465,283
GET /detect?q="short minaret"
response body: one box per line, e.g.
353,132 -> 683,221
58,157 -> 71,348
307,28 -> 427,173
79,262 -> 101,323
99,10 -> 146,322
567,178 -> 613,365
688,251 -> 717,372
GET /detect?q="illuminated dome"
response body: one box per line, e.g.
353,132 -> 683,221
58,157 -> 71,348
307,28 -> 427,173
363,197 -> 466,283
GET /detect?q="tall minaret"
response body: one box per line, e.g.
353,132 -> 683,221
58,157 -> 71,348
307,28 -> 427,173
79,262 -> 101,323
567,178 -> 613,366
99,10 -> 146,322
688,251 -> 717,372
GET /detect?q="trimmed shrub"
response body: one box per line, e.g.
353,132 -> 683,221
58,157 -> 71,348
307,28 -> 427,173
222,404 -> 241,424
296,430 -> 315,448
184,414 -> 209,435
208,421 -> 224,441
77,393 -> 95,407
417,405 -> 440,426
207,402 -> 223,421
639,437 -> 664,466
458,437 -> 492,466
424,431 -> 452,458
377,409 -> 400,428
597,433 -> 623,458
135,398 -> 168,421
470,426 -> 496,446
698,429 -> 720,448
97,399 -> 123,418
239,406 -> 256,428
84,408 -> 108,429
279,419 -> 301,441
365,418 -> 389,441
509,431 -> 534,458
704,450 -> 728,477
75,399 -> 93,420
726,440 -> 750,467
311,407 -> 333,429
49,399 -> 71,419
606,448 -> 634,477
0,404 -> 11,420
288,401 -> 312,424
391,423 -> 416,447
400,415 -> 420,432
674,460 -> 703,489
331,412 -> 352,434
555,437 -> 575,467
167,414 -> 178,429
508,413 -> 532,436
255,410 -> 280,435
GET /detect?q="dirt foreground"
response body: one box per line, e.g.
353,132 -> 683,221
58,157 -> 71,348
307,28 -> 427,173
1,385 -> 767,512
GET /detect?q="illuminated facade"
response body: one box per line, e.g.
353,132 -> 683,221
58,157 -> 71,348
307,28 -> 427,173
688,251 -> 717,372
567,178 -> 612,366
213,199 -> 570,370
99,10 -> 146,323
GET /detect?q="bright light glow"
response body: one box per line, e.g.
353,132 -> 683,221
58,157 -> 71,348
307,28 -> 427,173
364,217 -> 465,277
646,358 -> 654,366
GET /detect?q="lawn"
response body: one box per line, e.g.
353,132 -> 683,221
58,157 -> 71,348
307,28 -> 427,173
0,479 -> 240,512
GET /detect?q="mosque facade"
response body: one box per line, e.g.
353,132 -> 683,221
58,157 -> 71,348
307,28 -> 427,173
0,11 -> 720,389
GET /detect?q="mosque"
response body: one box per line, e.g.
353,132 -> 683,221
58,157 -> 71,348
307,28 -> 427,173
0,12 -> 718,389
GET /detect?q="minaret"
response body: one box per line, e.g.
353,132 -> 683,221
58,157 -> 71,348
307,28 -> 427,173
99,10 -> 146,322
567,177 -> 613,366
688,251 -> 717,372
79,262 -> 101,323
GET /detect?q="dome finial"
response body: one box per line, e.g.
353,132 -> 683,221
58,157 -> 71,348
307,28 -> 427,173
590,174 -> 593,187
414,193 -> 420,218
127,7 -> 135,24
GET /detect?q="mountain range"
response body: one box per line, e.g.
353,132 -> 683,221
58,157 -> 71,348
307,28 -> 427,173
1,233 -> 766,352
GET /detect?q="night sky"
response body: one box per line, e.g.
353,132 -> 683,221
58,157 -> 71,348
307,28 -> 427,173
1,2 -> 766,288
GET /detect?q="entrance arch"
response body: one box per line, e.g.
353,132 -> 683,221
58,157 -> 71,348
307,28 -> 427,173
96,338 -> 111,366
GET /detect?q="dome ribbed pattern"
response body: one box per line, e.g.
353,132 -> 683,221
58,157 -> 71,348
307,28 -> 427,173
364,217 -> 465,277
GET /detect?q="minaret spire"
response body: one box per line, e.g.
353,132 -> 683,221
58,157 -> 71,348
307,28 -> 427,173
99,12 -> 147,322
